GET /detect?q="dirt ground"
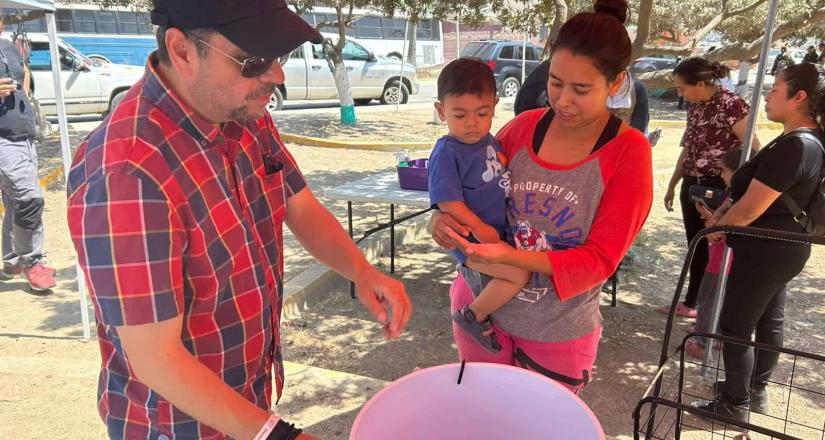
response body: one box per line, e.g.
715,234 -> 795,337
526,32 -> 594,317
2,102 -> 823,439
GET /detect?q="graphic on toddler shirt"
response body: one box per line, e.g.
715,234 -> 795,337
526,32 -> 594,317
480,144 -> 511,197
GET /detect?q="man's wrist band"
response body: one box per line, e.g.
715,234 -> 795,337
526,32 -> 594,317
266,419 -> 303,440
254,415 -> 281,440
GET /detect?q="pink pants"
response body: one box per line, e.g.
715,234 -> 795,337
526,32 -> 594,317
450,273 -> 602,394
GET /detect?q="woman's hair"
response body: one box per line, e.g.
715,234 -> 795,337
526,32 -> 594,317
779,62 -> 825,129
673,57 -> 731,86
550,0 -> 632,82
720,148 -> 743,172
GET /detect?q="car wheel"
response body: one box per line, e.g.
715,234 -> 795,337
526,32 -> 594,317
354,98 -> 372,106
379,81 -> 409,105
387,52 -> 403,61
88,54 -> 111,65
500,77 -> 520,98
30,96 -> 52,142
267,88 -> 284,112
109,90 -> 128,113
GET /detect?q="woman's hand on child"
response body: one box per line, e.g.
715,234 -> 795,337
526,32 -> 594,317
445,227 -> 514,265
431,210 -> 470,250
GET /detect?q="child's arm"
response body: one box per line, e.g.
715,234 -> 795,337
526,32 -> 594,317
437,200 -> 501,243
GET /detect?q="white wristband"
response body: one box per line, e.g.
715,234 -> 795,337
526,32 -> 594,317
253,415 -> 281,440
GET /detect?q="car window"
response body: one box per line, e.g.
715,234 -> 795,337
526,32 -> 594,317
29,44 -> 76,71
312,44 -> 326,60
29,43 -> 52,71
460,42 -> 495,58
528,47 -> 541,61
498,46 -> 515,60
290,46 -> 304,59
342,40 -> 370,61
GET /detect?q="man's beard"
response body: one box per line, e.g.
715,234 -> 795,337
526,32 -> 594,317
228,83 -> 277,122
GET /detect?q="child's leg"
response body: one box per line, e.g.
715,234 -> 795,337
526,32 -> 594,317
450,272 -> 515,363
466,261 -> 530,321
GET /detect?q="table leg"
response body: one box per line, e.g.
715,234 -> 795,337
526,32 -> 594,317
348,201 -> 355,299
390,204 -> 395,273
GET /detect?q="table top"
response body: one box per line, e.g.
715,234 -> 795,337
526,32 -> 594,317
324,172 -> 431,208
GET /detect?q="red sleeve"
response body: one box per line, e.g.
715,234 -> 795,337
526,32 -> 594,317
495,109 -> 547,159
547,130 -> 654,300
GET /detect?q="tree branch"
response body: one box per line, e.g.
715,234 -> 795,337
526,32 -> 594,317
636,6 -> 825,90
726,0 -> 768,18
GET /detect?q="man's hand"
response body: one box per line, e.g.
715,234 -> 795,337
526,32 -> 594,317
0,78 -> 16,98
354,268 -> 412,339
445,227 -> 514,265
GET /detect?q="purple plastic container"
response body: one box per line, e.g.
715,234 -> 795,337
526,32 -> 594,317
397,158 -> 428,191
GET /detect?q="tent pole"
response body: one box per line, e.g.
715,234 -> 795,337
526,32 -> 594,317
702,0 -> 780,375
740,0 -> 780,164
46,12 -> 90,342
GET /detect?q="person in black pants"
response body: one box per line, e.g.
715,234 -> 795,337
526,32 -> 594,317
693,62 -> 823,420
662,57 -> 759,318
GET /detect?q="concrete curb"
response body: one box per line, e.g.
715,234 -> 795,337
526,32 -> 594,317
280,133 -> 433,152
0,164 -> 63,217
281,119 -> 782,151
282,214 -> 432,320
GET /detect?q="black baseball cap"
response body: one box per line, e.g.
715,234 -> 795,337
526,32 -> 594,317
151,0 -> 324,59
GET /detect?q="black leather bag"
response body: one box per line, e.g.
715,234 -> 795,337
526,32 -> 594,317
688,185 -> 729,211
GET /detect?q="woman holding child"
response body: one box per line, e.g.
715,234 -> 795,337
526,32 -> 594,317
430,0 -> 653,393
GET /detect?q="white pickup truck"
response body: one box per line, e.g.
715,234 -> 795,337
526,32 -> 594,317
26,34 -> 143,117
273,33 -> 419,110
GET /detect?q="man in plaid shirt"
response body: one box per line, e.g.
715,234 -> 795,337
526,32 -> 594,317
66,1 -> 412,439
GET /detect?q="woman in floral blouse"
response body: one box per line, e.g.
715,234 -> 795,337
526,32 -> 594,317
662,57 -> 760,317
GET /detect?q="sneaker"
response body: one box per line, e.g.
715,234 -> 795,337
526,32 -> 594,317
692,393 -> 749,423
714,381 -> 768,414
22,262 -> 56,292
657,302 -> 697,318
2,263 -> 20,280
451,305 -> 502,354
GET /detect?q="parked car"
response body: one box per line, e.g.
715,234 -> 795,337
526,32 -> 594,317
459,40 -> 544,98
629,54 -> 681,74
275,33 -> 419,110
26,34 -> 143,117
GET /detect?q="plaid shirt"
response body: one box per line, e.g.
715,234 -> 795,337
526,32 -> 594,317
67,55 -> 305,439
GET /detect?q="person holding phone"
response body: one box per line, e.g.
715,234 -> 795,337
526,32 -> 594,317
0,12 -> 56,292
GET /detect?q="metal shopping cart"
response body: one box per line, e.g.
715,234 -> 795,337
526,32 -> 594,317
633,226 -> 825,440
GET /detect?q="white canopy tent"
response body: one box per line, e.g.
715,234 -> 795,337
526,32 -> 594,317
1,0 -> 90,341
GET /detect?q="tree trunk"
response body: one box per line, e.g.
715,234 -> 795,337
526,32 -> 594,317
325,41 -> 357,126
735,61 -> 751,100
544,0 -> 568,57
631,0 -> 654,58
407,13 -> 419,66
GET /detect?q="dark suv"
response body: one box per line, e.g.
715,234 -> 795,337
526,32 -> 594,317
460,40 -> 544,98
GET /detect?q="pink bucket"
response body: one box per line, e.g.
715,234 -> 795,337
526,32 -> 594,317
350,363 -> 605,440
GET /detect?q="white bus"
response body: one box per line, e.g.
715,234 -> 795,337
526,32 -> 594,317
5,3 -> 445,68
299,7 -> 444,67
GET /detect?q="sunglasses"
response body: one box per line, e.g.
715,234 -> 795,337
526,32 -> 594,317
195,37 -> 276,78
